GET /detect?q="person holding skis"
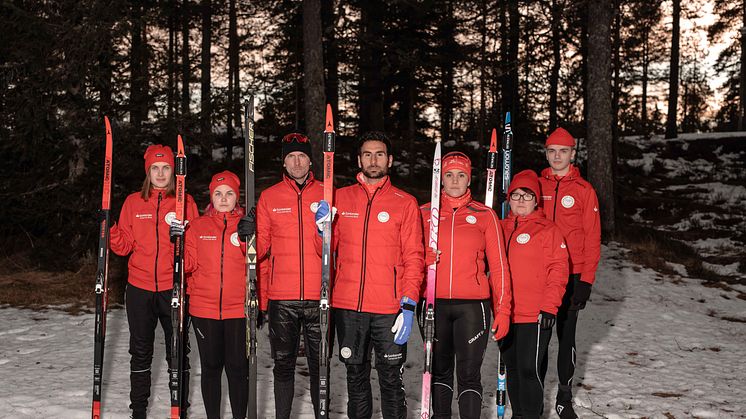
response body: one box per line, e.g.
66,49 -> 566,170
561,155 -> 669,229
499,169 -> 569,419
169,170 -> 248,419
109,144 -> 199,419
314,131 -> 424,419
418,151 -> 512,418
238,133 -> 325,418
538,128 -> 601,419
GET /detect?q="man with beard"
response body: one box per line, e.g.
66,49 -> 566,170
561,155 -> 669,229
238,133 -> 325,418
314,131 -> 425,419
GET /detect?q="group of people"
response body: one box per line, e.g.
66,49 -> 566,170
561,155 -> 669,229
109,127 -> 600,419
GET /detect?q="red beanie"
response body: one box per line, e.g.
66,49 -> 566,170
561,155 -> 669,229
209,170 -> 241,196
545,127 -> 576,147
442,152 -> 472,178
508,169 -> 541,197
143,144 -> 175,173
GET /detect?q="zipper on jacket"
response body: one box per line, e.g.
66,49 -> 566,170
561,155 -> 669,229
448,207 -> 458,299
356,187 -> 380,312
154,192 -> 162,292
506,217 -> 519,257
552,179 -> 561,221
393,267 -> 397,299
219,215 -> 227,320
297,191 -> 305,300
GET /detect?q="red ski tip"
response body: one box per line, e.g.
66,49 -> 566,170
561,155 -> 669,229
325,104 -> 334,132
177,135 -> 185,156
104,116 -> 111,135
489,128 -> 497,152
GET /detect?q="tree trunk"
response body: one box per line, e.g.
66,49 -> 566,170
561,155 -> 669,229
478,0 -> 487,142
227,0 -> 239,160
641,32 -> 649,134
167,0 -> 176,135
303,0 -> 326,172
665,0 -> 680,139
587,0 -> 615,235
503,0 -> 520,123
181,0 -> 190,118
739,0 -> 746,130
359,0 -> 385,132
130,1 -> 145,131
611,0 -> 621,141
549,0 -> 561,130
322,0 -> 339,119
200,0 -> 212,138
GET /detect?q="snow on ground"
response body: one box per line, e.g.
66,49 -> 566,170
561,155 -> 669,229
1,243 -> 746,418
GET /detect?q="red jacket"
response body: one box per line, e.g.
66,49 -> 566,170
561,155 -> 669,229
110,190 -> 199,292
501,209 -> 569,324
420,196 -> 511,318
183,207 -> 246,320
539,165 -> 601,284
256,174 -> 324,311
329,174 -> 425,314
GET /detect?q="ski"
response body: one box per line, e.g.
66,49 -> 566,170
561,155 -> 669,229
243,97 -> 259,419
420,137 -> 442,419
485,128 -> 498,207
169,135 -> 188,419
91,116 -> 112,419
318,104 -> 335,419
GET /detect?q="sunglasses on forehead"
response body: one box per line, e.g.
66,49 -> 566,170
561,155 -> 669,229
282,133 -> 310,143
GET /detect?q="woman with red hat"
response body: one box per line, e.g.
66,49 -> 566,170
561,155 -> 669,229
170,170 -> 248,419
418,151 -> 512,418
109,144 -> 199,419
499,169 -> 569,419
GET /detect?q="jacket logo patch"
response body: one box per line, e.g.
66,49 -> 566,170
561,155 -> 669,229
594,206 -> 598,212
340,347 -> 352,359
272,207 -> 292,214
164,211 -> 177,225
516,233 -> 531,244
341,211 -> 359,218
200,235 -> 217,241
465,215 -> 477,224
230,232 -> 240,247
135,213 -> 153,219
561,243 -> 567,249
310,202 -> 319,213
561,195 -> 575,208
377,211 -> 390,223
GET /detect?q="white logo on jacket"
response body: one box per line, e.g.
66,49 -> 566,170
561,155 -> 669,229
230,232 -> 240,247
466,215 -> 477,224
340,211 -> 359,218
135,213 -> 153,219
377,211 -> 390,223
200,235 -> 217,241
516,233 -> 531,244
310,202 -> 320,213
164,211 -> 177,225
272,207 -> 292,214
340,347 -> 352,359
561,243 -> 567,249
561,195 -> 575,208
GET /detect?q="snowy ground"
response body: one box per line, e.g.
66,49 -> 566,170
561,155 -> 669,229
1,243 -> 746,418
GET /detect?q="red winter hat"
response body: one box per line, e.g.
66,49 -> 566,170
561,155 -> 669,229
209,170 -> 241,196
442,152 -> 472,178
508,169 -> 541,197
143,144 -> 175,173
545,127 -> 576,147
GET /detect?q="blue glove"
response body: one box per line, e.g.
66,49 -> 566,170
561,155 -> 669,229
314,200 -> 336,237
391,296 -> 417,345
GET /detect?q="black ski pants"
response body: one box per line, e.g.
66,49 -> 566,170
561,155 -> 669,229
540,274 -> 580,403
125,284 -> 191,414
269,300 -> 322,419
501,322 -> 551,419
417,299 -> 491,419
335,308 -> 407,419
191,316 -> 247,419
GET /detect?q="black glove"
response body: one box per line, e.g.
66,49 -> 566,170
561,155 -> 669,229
237,207 -> 256,242
539,311 -> 555,329
169,221 -> 186,243
257,310 -> 267,330
570,280 -> 592,310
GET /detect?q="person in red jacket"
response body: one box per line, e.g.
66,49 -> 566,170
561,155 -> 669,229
170,171 -> 248,419
239,133 -> 325,418
500,169 -> 569,419
538,128 -> 601,418
109,144 -> 199,419
314,131 -> 424,419
418,151 -> 511,418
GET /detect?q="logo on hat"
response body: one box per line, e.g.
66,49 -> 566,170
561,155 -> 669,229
561,195 -> 575,208
218,177 -> 225,181
230,232 -> 240,247
164,211 -> 177,226
156,153 -> 164,157
377,211 -> 390,223
341,347 -> 352,359
466,215 -> 477,224
310,202 -> 320,213
516,233 -> 531,244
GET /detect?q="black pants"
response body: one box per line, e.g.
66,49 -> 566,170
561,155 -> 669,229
540,274 -> 580,403
269,300 -> 322,419
417,299 -> 491,419
192,316 -> 248,419
125,284 -> 191,414
500,322 -> 551,419
335,308 -> 407,419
